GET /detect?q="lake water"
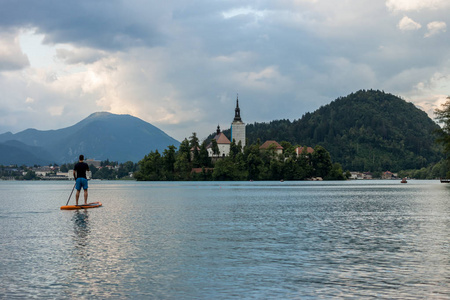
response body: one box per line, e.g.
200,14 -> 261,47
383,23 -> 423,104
0,180 -> 449,299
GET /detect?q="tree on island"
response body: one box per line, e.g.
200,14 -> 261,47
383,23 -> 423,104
435,96 -> 450,177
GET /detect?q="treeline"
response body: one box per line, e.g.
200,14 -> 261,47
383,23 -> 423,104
134,134 -> 347,181
398,159 -> 448,179
62,160 -> 138,180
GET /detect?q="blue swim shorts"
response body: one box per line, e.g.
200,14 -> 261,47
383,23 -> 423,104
75,178 -> 89,191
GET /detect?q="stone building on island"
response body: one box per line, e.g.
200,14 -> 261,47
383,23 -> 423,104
207,125 -> 231,157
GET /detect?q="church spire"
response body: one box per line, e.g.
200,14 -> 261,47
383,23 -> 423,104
233,94 -> 242,122
231,94 -> 246,149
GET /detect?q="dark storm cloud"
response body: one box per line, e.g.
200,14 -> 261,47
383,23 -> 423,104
0,0 -> 165,50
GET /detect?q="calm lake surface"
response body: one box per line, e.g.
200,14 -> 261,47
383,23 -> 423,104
0,180 -> 449,299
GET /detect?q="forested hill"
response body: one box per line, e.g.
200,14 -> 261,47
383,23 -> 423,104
221,90 -> 443,172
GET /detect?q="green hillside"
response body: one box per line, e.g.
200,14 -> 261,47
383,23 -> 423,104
221,90 -> 443,172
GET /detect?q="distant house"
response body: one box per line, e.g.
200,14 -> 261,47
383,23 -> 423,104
191,167 -> 214,174
259,140 -> 284,155
363,172 -> 373,180
382,171 -> 393,179
34,166 -> 53,177
56,172 -> 69,178
207,125 -> 231,158
349,172 -> 360,180
295,146 -> 314,156
350,172 -> 373,180
382,171 -> 398,179
35,170 -> 48,177
86,159 -> 101,168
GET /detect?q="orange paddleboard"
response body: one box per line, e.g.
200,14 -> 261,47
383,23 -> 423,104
60,202 -> 102,210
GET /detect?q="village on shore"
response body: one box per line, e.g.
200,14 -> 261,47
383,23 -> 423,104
0,159 -> 135,181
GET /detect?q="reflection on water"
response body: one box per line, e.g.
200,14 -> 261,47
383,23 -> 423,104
0,180 -> 449,299
73,211 -> 90,242
72,210 -> 90,255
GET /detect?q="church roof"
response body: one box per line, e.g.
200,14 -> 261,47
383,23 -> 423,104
214,132 -> 231,144
206,131 -> 231,149
207,125 -> 231,149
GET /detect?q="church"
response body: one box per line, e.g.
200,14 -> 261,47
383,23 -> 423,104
204,96 -> 312,160
207,96 -> 246,158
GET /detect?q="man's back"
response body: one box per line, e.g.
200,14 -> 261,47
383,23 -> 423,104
74,162 -> 89,179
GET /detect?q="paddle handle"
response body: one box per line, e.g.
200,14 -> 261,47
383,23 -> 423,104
66,181 -> 76,206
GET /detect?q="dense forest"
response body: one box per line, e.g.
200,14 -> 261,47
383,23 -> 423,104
214,90 -> 443,172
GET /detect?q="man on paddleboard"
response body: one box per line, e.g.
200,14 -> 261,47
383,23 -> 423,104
73,155 -> 90,205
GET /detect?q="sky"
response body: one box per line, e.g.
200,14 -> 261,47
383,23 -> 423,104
0,0 -> 449,141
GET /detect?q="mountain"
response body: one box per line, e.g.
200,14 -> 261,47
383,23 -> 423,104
0,140 -> 52,166
0,112 -> 180,165
218,90 -> 443,172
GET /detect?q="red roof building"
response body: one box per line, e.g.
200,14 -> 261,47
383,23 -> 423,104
295,146 -> 314,156
259,140 -> 284,155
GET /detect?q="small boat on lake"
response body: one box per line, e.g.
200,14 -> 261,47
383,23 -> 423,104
401,178 -> 407,183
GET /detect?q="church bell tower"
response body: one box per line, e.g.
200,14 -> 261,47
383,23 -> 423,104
231,95 -> 246,148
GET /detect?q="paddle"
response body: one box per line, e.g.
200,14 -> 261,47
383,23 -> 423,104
66,182 -> 76,206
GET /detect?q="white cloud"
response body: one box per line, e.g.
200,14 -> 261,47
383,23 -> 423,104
19,30 -> 57,69
222,7 -> 266,20
0,31 -> 29,71
386,0 -> 449,12
401,70 -> 450,118
398,16 -> 422,31
415,72 -> 449,93
411,94 -> 448,120
48,106 -> 64,116
425,21 -> 447,37
235,66 -> 292,91
56,47 -> 107,65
